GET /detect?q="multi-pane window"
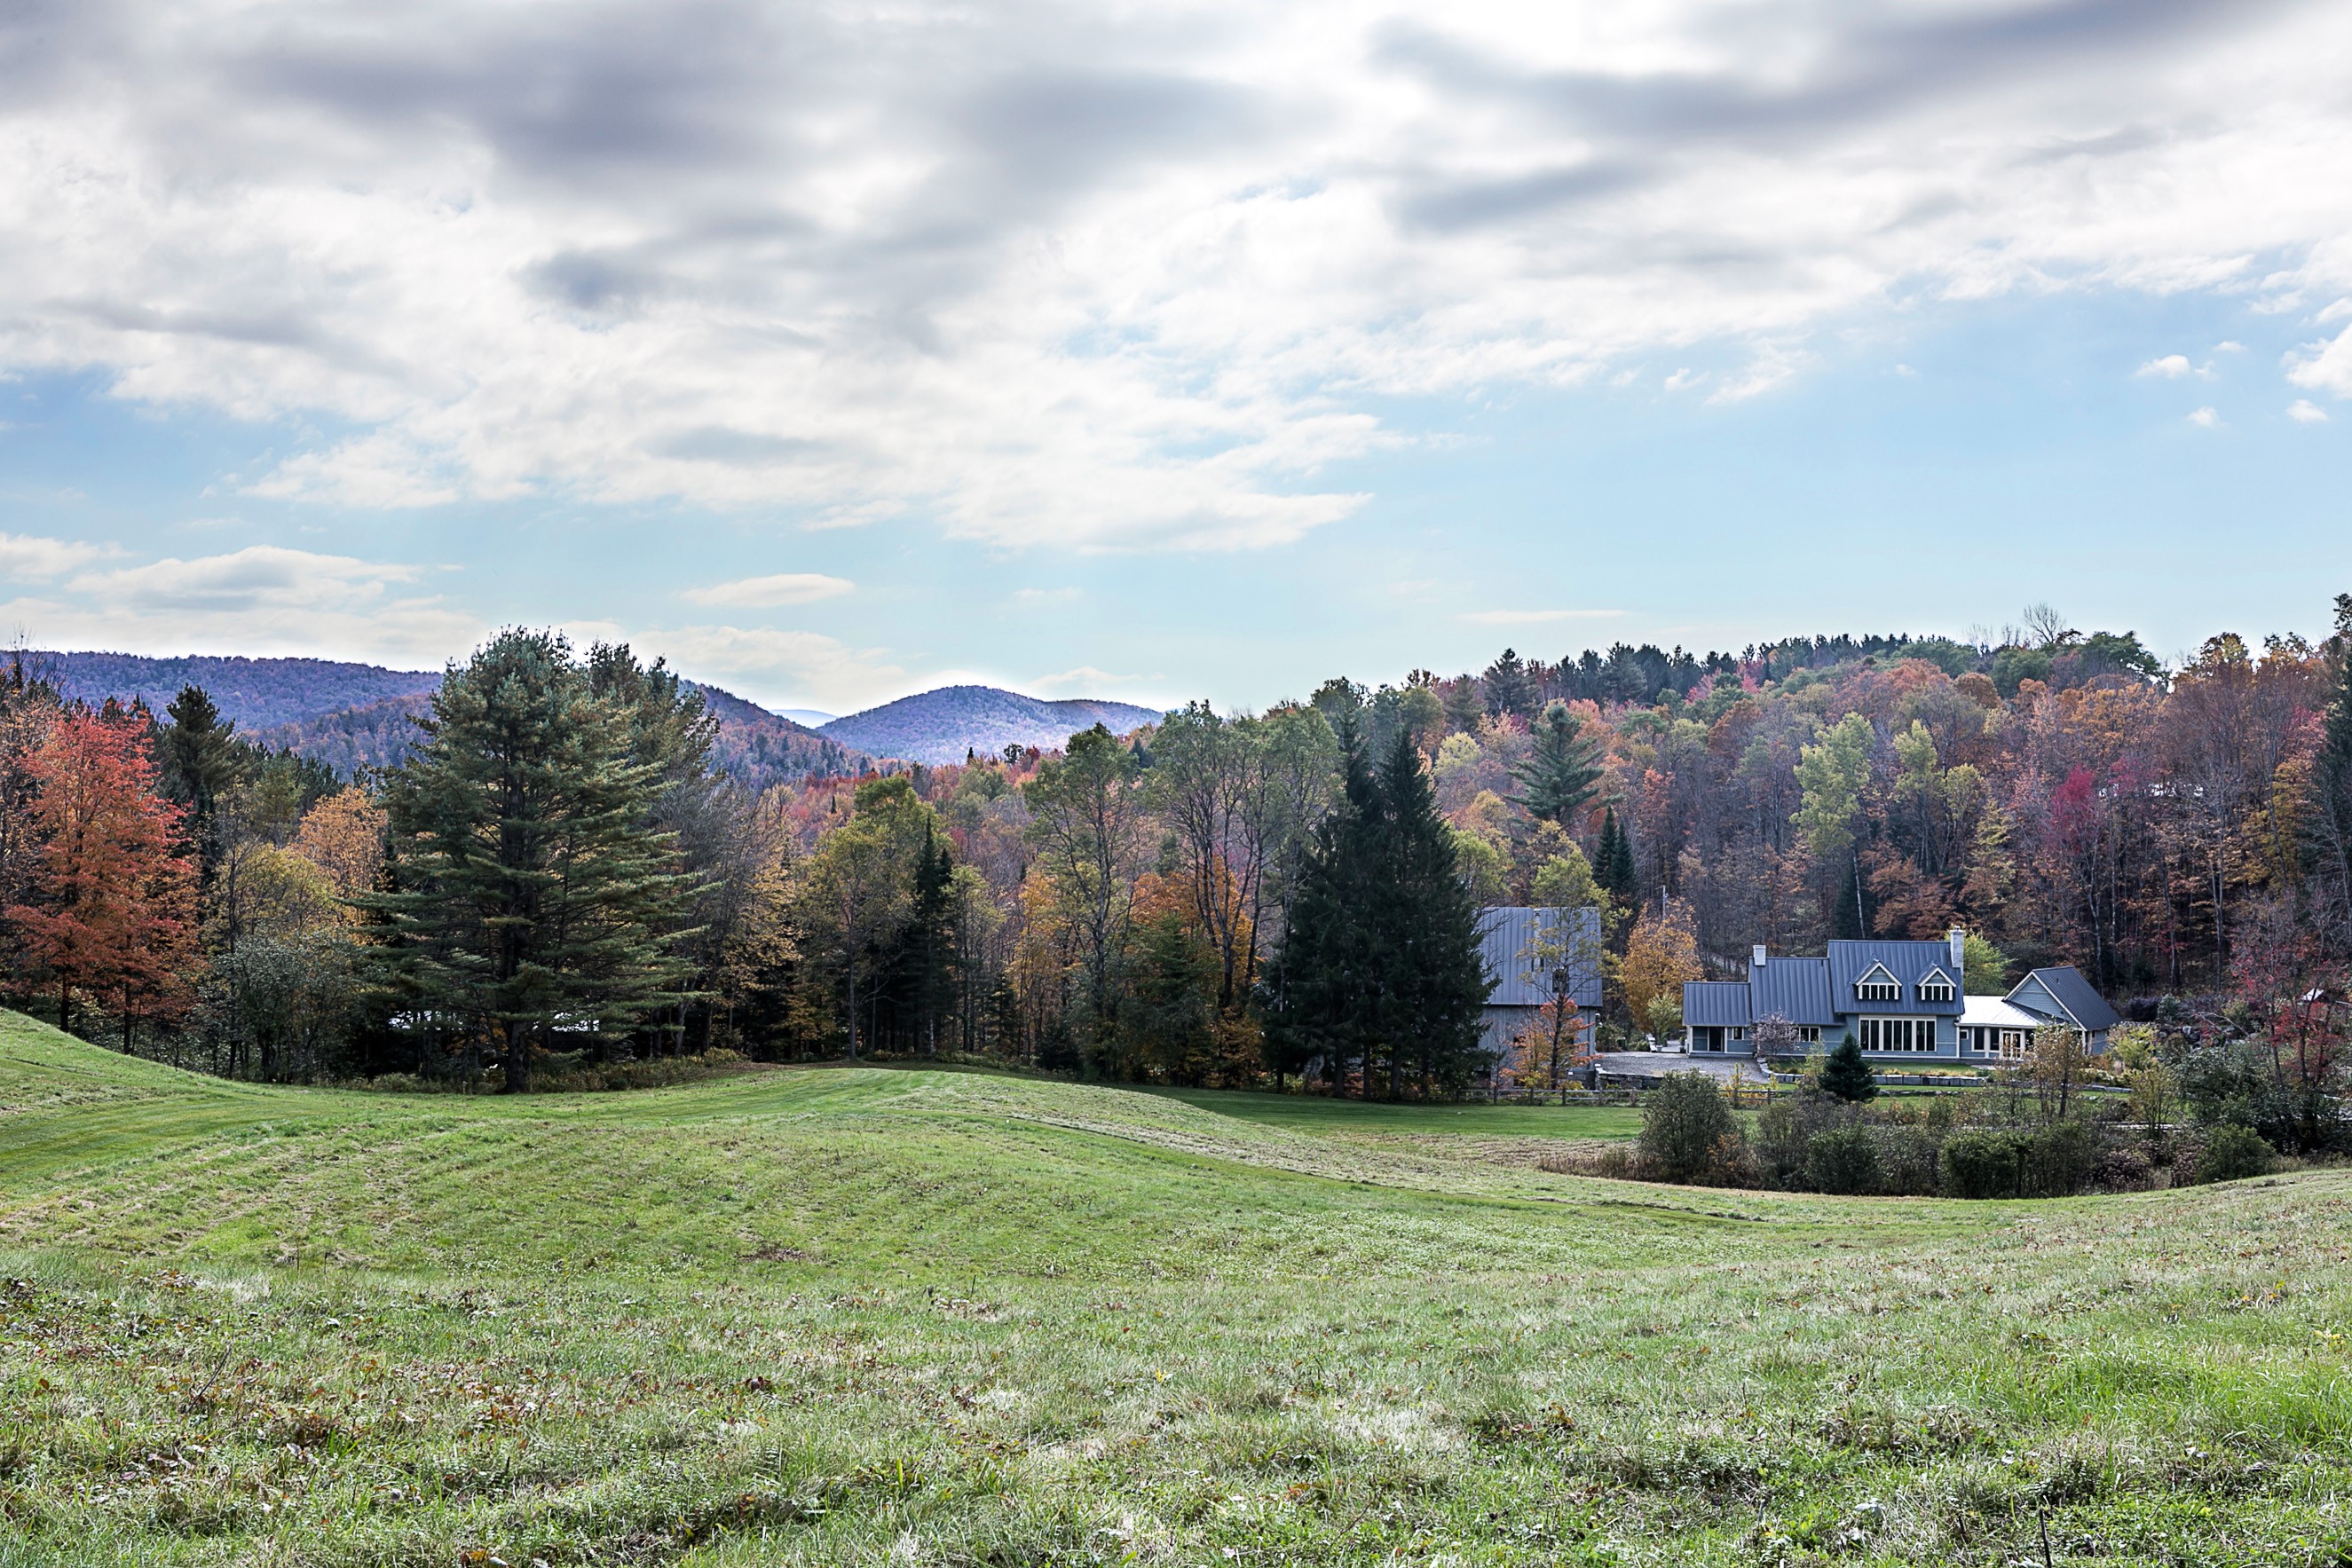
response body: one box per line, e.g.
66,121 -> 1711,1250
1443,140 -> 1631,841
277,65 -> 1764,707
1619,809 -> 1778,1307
1919,973 -> 1955,1003
1858,1017 -> 1937,1052
1857,979 -> 1898,1002
1797,1026 -> 1821,1043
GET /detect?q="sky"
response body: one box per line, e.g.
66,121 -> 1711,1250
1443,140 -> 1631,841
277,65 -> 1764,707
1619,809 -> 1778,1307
0,0 -> 2348,718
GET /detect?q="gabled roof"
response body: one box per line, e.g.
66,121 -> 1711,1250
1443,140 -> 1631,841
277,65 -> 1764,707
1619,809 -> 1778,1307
1684,981 -> 1752,1028
1748,955 -> 1837,1025
1918,965 -> 1956,993
1478,906 -> 1606,1008
2007,966 -> 2121,1031
1826,940 -> 1966,1015
1854,961 -> 1900,989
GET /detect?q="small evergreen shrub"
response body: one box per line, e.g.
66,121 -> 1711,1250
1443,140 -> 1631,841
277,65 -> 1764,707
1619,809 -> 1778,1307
1639,1074 -> 1739,1182
1803,1127 -> 1881,1194
2194,1124 -> 2276,1184
1819,1038 -> 1878,1103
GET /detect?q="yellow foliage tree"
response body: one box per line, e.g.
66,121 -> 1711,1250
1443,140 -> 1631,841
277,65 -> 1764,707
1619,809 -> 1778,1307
1620,900 -> 1701,1035
291,787 -> 388,909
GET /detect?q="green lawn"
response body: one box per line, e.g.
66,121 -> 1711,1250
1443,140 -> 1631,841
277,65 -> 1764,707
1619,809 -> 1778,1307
0,1008 -> 2347,1566
1142,1083 -> 1643,1139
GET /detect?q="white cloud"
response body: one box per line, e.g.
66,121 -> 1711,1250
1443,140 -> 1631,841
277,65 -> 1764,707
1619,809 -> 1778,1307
2288,398 -> 2330,422
2,1 -> 2351,549
637,623 -> 904,710
2,541 -> 476,666
2287,320 -> 2352,397
0,532 -> 112,581
679,572 -> 854,609
2136,354 -> 2193,378
2188,406 -> 2222,428
1459,608 -> 1622,626
69,545 -> 423,612
1030,666 -> 1154,695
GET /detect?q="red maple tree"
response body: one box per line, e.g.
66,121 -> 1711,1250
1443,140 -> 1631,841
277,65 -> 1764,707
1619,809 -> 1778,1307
4,707 -> 199,1043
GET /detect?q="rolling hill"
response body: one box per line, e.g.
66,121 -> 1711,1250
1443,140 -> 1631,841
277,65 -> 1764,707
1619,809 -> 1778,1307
20,650 -> 440,729
0,1005 -> 2344,1566
820,684 -> 1164,764
253,681 -> 874,788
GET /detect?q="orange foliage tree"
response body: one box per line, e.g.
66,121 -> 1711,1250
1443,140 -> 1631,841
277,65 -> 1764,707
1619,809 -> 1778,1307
4,708 -> 200,1042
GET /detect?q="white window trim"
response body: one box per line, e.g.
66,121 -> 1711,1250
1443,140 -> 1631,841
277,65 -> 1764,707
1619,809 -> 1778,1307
1917,966 -> 1956,1004
1855,962 -> 1901,1003
1858,1015 -> 1939,1053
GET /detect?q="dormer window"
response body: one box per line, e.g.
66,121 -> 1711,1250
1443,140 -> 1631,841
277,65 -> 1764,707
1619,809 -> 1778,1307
1918,968 -> 1955,1004
1855,963 -> 1899,1003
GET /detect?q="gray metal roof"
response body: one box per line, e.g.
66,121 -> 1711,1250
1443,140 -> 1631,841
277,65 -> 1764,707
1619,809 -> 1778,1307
1477,906 -> 1605,1008
1747,955 -> 1836,1026
1684,981 -> 1752,1028
1825,939 -> 1964,1015
2008,967 -> 2121,1031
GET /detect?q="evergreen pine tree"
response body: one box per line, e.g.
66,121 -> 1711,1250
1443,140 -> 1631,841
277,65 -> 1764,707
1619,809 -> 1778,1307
366,630 -> 697,1092
161,684 -> 247,884
1819,1036 -> 1878,1102
1262,717 -> 1384,1094
1595,808 -> 1639,910
1511,700 -> 1606,827
1440,677 -> 1484,736
903,822 -> 959,1056
1481,648 -> 1537,721
1373,724 -> 1491,1098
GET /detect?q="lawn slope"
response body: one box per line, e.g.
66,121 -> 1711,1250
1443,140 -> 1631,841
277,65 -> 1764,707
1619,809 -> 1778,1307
0,1009 -> 2347,1566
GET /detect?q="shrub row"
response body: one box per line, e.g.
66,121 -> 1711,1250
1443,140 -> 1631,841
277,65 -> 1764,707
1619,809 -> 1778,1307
1585,1073 -> 2280,1199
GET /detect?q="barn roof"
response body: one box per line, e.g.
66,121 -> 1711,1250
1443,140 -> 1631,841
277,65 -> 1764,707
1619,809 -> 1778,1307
1477,906 -> 1605,1008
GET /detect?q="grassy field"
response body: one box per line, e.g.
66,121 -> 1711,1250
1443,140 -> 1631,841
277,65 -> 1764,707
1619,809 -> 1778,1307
0,1010 -> 2347,1565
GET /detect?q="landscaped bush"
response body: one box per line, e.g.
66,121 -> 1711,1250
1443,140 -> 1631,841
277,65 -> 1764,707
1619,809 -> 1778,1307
2193,1124 -> 2276,1184
1638,1073 -> 1738,1182
1872,1125 -> 1946,1195
355,1049 -> 752,1095
2026,1120 -> 2100,1197
1940,1130 -> 2031,1199
1804,1127 -> 1880,1194
2091,1141 -> 2157,1192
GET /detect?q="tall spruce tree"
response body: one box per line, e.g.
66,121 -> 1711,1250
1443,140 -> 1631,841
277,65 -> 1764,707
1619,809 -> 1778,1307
161,684 -> 247,885
367,630 -> 697,1092
903,822 -> 959,1056
1481,648 -> 1537,721
1595,808 -> 1639,911
1262,716 -> 1385,1093
1372,724 -> 1491,1098
1263,721 -> 1491,1099
1511,700 -> 1606,827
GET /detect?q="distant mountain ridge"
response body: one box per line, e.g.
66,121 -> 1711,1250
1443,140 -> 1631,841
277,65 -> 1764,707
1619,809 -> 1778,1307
819,685 -> 1164,765
22,651 -> 440,729
253,682 -> 873,791
29,649 -> 1154,780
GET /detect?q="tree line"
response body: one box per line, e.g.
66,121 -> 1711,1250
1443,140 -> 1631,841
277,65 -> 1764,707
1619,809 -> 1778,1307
4,594 -> 2350,1108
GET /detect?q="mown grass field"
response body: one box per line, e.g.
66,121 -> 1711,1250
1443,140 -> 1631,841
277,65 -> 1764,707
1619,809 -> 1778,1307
0,1008 -> 2347,1566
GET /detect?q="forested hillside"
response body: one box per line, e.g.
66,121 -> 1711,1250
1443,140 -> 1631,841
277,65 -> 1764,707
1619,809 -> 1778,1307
254,680 -> 873,789
820,684 -> 1161,764
28,651 -> 438,729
